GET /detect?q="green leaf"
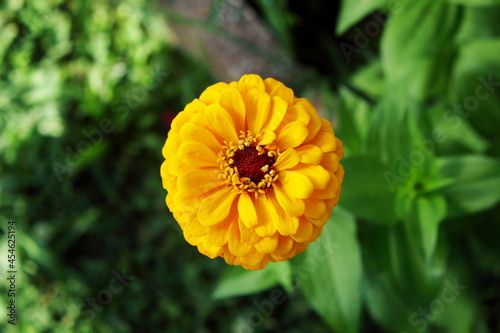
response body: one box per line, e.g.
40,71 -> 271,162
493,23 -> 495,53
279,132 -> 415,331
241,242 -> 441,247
411,194 -> 447,262
295,208 -> 362,333
381,0 -> 459,99
457,6 -> 500,44
349,60 -> 386,99
212,261 -> 292,299
446,0 -> 500,6
340,156 -> 398,224
336,0 -> 386,35
437,155 -> 500,217
338,86 -> 372,156
452,39 -> 500,139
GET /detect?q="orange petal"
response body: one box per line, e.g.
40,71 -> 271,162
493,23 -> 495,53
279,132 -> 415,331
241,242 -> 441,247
207,220 -> 230,246
238,218 -> 260,244
274,235 -> 294,256
254,233 -> 279,254
291,217 -> 313,243
304,198 -> 327,219
240,247 -> 266,267
228,220 -> 253,256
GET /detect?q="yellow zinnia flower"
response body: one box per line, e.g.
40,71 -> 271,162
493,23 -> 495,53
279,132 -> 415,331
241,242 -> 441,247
160,74 -> 344,270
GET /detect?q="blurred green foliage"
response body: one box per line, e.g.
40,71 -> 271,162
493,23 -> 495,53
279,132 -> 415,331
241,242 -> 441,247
0,0 -> 499,332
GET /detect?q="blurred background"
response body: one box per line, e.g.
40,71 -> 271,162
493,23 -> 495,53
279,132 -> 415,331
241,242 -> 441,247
1,0 -> 499,332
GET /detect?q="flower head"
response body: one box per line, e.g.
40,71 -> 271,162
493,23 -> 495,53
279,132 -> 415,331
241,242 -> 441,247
161,74 -> 344,270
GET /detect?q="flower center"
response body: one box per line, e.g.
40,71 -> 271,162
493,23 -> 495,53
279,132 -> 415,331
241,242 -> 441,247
218,131 -> 278,195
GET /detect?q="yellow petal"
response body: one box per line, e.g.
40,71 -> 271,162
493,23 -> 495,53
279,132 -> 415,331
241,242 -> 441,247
199,90 -> 220,104
179,142 -> 218,168
276,122 -> 308,150
258,129 -> 276,145
163,133 -> 181,159
238,192 -> 258,228
219,87 -> 246,131
274,236 -> 294,256
240,247 -> 266,267
254,195 -> 277,237
174,191 -> 206,212
264,96 -> 287,132
274,148 -> 301,171
198,188 -> 238,226
264,78 -> 294,105
307,212 -> 330,227
273,183 -> 304,217
207,220 -> 230,246
178,169 -> 221,194
320,117 -> 335,133
185,217 -> 207,237
296,144 -> 323,165
312,171 -> 340,200
291,217 -> 313,243
278,170 -> 314,199
168,154 -> 195,177
239,74 -> 265,91
238,218 -> 260,244
254,233 -> 279,254
180,123 -> 222,152
309,131 -> 337,152
295,98 -> 322,142
228,220 -> 253,256
304,198 -> 327,219
281,104 -> 310,128
321,152 -> 340,173
245,88 -> 271,133
205,104 -> 239,143
289,164 -> 331,189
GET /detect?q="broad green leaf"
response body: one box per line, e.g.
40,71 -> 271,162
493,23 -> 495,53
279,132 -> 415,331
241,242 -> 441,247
340,156 -> 398,224
437,155 -> 500,217
426,104 -> 488,155
336,0 -> 386,35
381,0 -> 459,99
295,208 -> 362,333
212,261 -> 292,299
452,39 -> 500,139
338,86 -> 372,156
447,0 -> 500,6
363,224 -> 449,332
364,274 -> 416,332
457,6 -> 500,44
349,60 -> 385,99
411,195 -> 447,262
